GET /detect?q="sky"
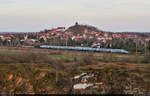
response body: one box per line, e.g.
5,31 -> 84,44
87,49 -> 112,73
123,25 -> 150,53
0,0 -> 150,32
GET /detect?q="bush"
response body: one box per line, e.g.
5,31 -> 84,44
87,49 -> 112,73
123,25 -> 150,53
0,54 -> 15,64
49,52 -> 62,55
77,54 -> 98,66
140,54 -> 150,63
0,52 -> 53,64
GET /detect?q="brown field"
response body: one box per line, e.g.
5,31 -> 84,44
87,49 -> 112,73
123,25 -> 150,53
0,46 -> 150,94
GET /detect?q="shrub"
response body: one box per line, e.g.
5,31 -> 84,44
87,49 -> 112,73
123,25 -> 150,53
139,53 -> 150,63
0,52 -> 53,64
49,52 -> 62,55
77,54 -> 98,66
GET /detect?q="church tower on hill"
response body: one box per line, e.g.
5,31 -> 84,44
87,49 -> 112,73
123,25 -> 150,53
75,22 -> 79,26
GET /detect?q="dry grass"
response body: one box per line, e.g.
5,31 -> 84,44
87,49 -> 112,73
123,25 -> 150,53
0,48 -> 150,94
0,52 -> 53,64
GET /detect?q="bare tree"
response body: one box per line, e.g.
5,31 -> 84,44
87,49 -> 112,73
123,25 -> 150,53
51,60 -> 65,84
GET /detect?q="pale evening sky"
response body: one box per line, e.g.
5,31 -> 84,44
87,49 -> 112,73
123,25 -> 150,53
0,0 -> 150,32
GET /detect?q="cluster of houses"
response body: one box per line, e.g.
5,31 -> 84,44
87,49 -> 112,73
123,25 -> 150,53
0,34 -> 14,41
0,23 -> 150,47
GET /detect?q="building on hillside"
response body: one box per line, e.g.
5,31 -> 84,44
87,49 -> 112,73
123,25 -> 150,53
112,33 -> 121,38
24,35 -> 28,40
56,27 -> 66,32
22,39 -> 38,45
84,28 -> 88,34
91,43 -> 101,48
145,37 -> 150,41
127,34 -> 137,39
0,35 -> 5,40
3,35 -> 12,40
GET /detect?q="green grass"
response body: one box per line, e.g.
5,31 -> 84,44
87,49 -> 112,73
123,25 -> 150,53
49,54 -> 83,60
0,49 -> 22,54
49,53 -> 142,63
0,49 -> 149,64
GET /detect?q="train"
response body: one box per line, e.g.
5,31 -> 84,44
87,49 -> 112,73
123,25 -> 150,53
34,45 -> 129,54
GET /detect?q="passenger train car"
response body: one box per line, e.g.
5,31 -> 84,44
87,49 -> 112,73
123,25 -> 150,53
34,45 -> 129,54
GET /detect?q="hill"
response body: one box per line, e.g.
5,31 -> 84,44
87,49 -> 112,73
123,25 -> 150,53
65,22 -> 104,35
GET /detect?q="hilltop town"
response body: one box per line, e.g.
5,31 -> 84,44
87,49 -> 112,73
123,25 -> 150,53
0,22 -> 150,54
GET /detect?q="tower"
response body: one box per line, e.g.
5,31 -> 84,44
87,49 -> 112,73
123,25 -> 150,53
75,22 -> 78,26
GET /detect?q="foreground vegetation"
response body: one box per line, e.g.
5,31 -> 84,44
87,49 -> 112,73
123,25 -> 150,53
0,49 -> 150,94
